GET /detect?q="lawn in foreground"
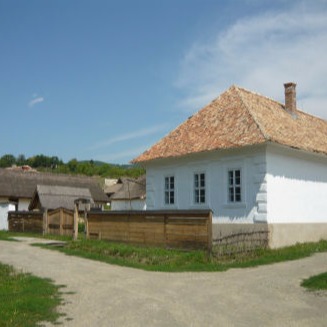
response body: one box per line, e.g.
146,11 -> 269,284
0,262 -> 63,327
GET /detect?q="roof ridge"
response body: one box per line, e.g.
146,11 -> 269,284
234,86 -> 270,142
234,85 -> 284,107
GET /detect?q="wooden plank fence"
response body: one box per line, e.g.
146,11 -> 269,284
8,211 -> 43,233
87,210 -> 212,250
8,208 -> 75,236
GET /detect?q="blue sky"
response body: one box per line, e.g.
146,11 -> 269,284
1,0 -> 327,164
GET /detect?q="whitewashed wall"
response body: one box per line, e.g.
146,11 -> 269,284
266,144 -> 327,223
18,198 -> 30,211
111,199 -> 146,211
0,202 -> 15,230
145,146 -> 267,224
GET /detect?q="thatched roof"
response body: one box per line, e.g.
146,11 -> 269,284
29,185 -> 94,211
0,169 -> 108,203
110,176 -> 146,201
133,85 -> 327,162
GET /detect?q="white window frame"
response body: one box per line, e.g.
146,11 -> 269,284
228,168 -> 242,203
194,172 -> 206,204
164,175 -> 175,205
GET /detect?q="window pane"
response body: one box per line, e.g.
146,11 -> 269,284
170,177 -> 174,188
165,191 -> 169,204
200,189 -> 205,203
235,170 -> 241,185
200,173 -> 205,187
194,189 -> 199,203
229,187 -> 234,202
165,177 -> 169,189
170,191 -> 174,204
194,174 -> 199,188
228,171 -> 233,185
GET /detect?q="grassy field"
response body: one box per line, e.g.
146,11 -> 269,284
0,262 -> 63,327
301,272 -> 327,290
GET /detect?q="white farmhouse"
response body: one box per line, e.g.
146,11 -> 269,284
133,83 -> 327,248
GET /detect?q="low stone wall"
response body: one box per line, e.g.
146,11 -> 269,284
212,222 -> 327,249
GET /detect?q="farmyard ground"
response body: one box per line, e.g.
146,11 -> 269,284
0,237 -> 326,326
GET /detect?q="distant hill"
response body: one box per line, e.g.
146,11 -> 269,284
0,154 -> 144,179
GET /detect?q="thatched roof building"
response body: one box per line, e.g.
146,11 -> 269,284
109,176 -> 146,201
0,168 -> 108,204
29,185 -> 94,211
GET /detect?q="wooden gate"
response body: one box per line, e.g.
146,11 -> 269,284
47,208 -> 74,236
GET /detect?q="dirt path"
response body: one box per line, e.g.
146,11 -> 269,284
0,238 -> 326,327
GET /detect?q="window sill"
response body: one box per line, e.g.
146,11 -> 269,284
223,202 -> 247,209
162,204 -> 178,210
190,203 -> 210,209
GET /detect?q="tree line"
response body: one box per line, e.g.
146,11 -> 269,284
0,154 -> 144,179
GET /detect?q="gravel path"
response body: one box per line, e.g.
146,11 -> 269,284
0,237 -> 327,327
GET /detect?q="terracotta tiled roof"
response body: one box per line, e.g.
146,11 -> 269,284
133,85 -> 327,162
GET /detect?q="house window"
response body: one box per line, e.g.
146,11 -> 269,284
194,173 -> 205,204
164,176 -> 175,205
228,169 -> 242,202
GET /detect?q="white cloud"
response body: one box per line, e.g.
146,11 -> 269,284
90,124 -> 168,150
94,145 -> 152,163
28,96 -> 45,108
175,1 -> 327,119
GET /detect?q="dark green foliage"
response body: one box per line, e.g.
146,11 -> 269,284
0,263 -> 63,326
0,154 -> 16,168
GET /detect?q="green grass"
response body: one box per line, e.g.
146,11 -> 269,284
1,230 -> 327,272
301,272 -> 327,290
38,237 -> 327,272
0,263 -> 63,327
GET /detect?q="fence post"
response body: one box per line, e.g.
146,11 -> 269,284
59,208 -> 64,236
43,210 -> 48,235
164,215 -> 168,248
73,202 -> 79,241
85,211 -> 89,239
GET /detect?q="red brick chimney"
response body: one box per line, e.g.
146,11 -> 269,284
284,82 -> 297,113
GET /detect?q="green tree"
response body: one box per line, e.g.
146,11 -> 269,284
16,154 -> 26,166
0,154 -> 16,167
67,158 -> 78,173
